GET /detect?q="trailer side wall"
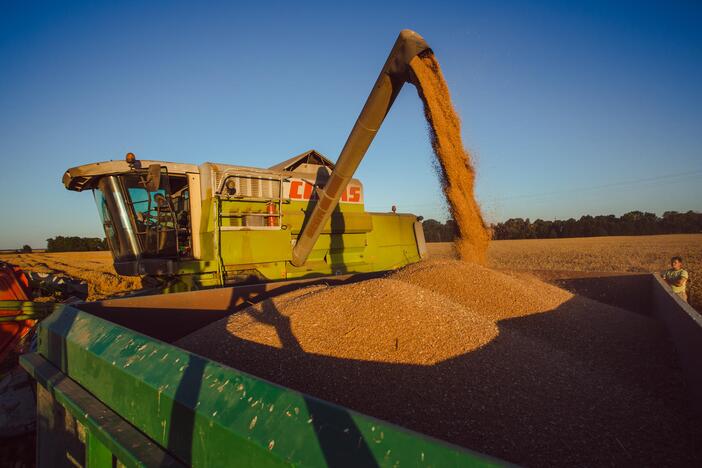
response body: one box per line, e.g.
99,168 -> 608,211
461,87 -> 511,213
651,274 -> 702,416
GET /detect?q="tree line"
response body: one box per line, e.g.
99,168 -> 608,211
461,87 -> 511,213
24,211 -> 702,250
46,236 -> 108,252
421,219 -> 461,242
422,211 -> 702,241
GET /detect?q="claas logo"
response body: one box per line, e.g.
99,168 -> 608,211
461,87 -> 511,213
288,180 -> 362,203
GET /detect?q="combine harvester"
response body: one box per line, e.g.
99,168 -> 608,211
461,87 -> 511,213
19,30 -> 702,467
62,148 -> 427,292
61,32 -> 434,292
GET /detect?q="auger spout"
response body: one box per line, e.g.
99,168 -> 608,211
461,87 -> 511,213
291,29 -> 431,266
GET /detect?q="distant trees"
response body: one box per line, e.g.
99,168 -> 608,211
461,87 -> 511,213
21,245 -> 32,253
493,210 -> 702,240
422,219 -> 458,242
46,236 -> 107,252
422,210 -> 702,241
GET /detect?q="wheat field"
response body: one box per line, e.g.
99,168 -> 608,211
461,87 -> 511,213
0,251 -> 141,301
430,233 -> 701,310
2,234 -> 699,306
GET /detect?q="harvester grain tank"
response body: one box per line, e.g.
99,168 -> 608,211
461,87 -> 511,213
62,30 -> 433,292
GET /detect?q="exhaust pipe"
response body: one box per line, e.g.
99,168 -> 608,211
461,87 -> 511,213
291,29 -> 431,267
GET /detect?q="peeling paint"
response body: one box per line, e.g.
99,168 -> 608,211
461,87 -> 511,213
217,380 -> 230,392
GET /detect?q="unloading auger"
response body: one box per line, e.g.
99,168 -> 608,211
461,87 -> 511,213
291,29 -> 431,266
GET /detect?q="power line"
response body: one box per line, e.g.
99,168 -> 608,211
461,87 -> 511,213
364,169 -> 702,211
489,169 -> 702,202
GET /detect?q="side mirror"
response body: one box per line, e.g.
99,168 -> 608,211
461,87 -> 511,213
146,164 -> 162,192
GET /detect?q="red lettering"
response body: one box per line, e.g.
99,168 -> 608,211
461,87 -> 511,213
293,180 -> 361,203
290,181 -> 303,199
348,186 -> 361,203
303,182 -> 313,200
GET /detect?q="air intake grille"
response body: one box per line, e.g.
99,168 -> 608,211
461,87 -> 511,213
215,172 -> 281,200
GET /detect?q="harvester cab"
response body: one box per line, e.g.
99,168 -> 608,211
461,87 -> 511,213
64,158 -> 198,279
62,30 -> 432,292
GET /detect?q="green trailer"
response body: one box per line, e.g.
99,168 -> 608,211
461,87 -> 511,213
19,271 -> 702,467
19,280 -> 505,467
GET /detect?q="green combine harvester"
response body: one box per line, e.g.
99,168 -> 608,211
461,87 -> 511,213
60,29 -> 439,293
62,148 -> 426,292
20,30 -> 504,466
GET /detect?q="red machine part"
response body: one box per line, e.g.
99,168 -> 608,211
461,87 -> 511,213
266,202 -> 277,227
0,263 -> 35,364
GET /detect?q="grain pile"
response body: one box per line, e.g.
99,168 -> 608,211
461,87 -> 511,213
177,259 -> 700,466
194,279 -> 499,365
409,53 -> 490,263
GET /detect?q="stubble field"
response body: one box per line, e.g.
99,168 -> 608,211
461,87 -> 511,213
0,251 -> 141,301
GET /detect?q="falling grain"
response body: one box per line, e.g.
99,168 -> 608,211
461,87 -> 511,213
409,53 -> 490,263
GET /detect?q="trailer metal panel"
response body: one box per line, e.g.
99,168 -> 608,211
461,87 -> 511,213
651,274 -> 702,417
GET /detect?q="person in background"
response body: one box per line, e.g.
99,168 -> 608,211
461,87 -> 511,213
662,256 -> 689,303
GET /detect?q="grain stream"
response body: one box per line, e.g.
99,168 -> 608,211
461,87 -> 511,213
410,53 -> 490,263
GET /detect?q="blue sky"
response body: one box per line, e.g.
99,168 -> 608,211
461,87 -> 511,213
1,0 -> 700,248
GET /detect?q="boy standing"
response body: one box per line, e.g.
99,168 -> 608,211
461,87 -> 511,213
662,256 -> 689,302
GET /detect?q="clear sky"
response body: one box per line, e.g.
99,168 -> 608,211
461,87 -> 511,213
1,0 -> 700,248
